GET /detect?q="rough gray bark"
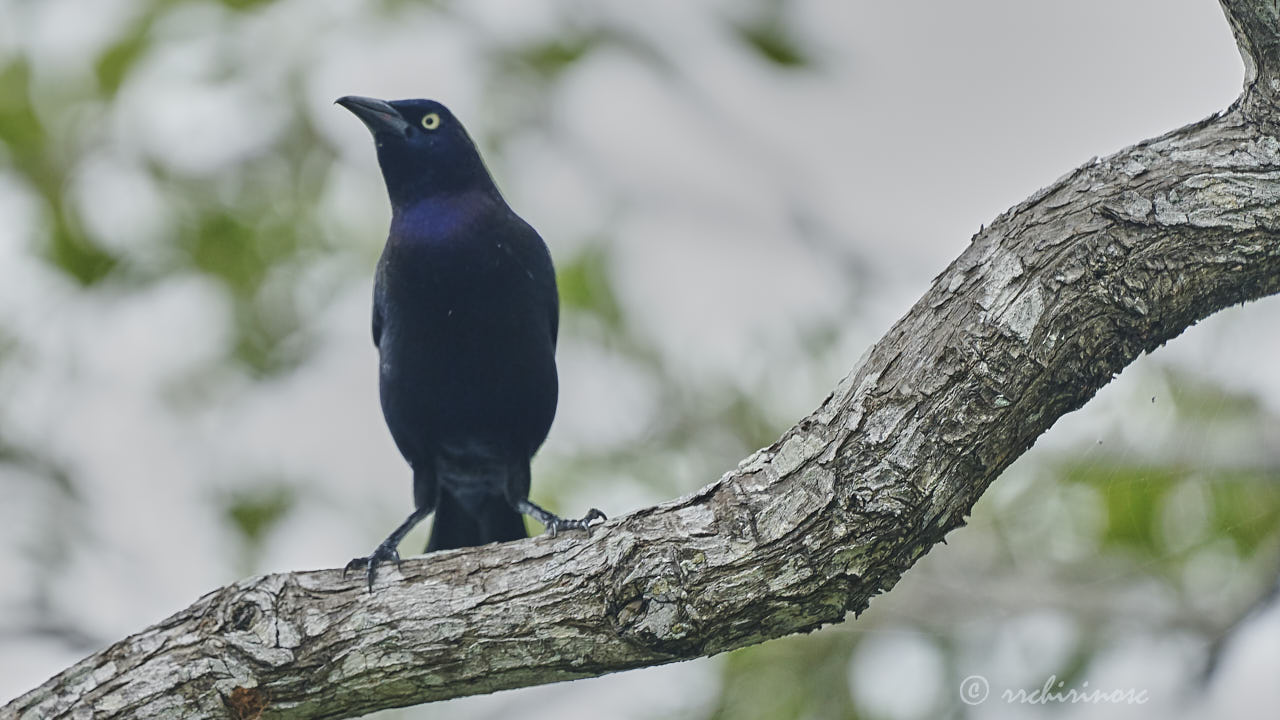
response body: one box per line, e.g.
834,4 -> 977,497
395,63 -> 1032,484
6,1 -> 1280,718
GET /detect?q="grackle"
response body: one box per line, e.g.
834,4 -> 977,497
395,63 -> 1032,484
337,96 -> 604,589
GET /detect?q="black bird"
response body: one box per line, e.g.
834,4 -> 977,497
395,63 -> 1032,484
337,96 -> 604,589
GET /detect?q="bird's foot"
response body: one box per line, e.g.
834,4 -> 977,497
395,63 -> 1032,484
542,508 -> 607,538
344,506 -> 431,591
343,542 -> 402,592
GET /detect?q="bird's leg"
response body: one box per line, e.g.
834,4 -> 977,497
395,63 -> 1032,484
514,499 -> 606,538
344,506 -> 431,591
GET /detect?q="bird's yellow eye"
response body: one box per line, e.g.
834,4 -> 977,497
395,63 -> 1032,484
421,113 -> 440,130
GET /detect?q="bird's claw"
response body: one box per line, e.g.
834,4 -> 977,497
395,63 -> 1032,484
544,508 -> 607,538
343,544 -> 402,592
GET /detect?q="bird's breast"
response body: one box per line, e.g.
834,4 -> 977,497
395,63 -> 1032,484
374,216 -> 554,377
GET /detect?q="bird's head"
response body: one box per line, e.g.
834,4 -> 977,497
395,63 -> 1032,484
337,96 -> 497,207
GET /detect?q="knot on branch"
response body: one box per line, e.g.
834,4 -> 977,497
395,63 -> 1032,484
223,686 -> 270,720
607,545 -> 705,654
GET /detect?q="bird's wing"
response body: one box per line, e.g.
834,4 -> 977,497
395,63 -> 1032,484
548,284 -> 559,349
372,268 -> 386,349
494,214 -> 559,348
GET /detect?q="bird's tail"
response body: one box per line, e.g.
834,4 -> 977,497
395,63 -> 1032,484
426,488 -> 527,552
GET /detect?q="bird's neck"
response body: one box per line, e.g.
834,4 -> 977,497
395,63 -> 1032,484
378,144 -> 501,209
390,190 -> 504,241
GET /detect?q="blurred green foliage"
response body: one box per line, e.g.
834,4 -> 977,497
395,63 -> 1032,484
558,244 -> 626,330
706,633 -> 861,720
0,60 -> 120,284
734,19 -> 810,69
732,0 -> 812,69
509,33 -> 602,80
94,10 -> 156,95
1062,463 -> 1280,561
223,482 -> 297,571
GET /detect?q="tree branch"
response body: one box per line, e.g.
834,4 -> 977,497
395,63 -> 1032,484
1221,0 -> 1280,118
8,2 -> 1280,718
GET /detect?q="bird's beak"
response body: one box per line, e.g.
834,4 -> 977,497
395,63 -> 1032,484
336,95 -> 412,137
